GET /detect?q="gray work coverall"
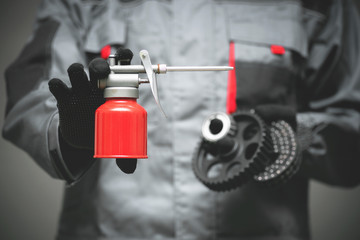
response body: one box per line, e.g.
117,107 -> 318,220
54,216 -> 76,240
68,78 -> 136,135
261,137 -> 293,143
3,0 -> 360,239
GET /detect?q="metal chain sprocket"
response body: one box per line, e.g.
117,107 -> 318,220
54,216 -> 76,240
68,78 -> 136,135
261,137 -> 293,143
192,111 -> 275,191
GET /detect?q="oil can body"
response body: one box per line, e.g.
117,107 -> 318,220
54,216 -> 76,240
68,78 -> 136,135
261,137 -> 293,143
94,98 -> 148,159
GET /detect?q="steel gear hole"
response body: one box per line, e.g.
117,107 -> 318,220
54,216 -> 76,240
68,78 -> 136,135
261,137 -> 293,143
207,163 -> 223,178
243,123 -> 259,140
245,143 -> 259,160
209,118 -> 223,135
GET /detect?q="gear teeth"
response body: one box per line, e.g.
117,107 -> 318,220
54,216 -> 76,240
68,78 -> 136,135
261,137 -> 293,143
239,115 -> 276,177
256,127 -> 277,169
254,120 -> 300,186
227,115 -> 238,137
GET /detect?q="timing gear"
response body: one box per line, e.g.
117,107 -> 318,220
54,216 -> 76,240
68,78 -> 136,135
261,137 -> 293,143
192,111 -> 275,191
254,120 -> 301,186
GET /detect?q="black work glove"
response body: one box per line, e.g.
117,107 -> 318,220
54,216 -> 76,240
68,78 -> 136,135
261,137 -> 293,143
49,48 -> 137,176
254,104 -> 297,131
49,59 -> 110,149
48,59 -> 109,182
113,47 -> 137,174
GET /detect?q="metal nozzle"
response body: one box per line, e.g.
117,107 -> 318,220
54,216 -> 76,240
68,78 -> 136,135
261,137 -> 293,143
166,66 -> 233,72
110,64 -> 233,74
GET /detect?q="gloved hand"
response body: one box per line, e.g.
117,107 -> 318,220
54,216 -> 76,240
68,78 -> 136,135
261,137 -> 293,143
49,59 -> 110,149
254,104 -> 315,153
48,59 -> 109,182
254,104 -> 297,131
49,48 -> 137,176
113,47 -> 138,174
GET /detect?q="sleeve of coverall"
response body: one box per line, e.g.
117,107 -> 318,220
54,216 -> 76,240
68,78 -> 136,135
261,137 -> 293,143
298,0 -> 360,187
2,0 -> 89,183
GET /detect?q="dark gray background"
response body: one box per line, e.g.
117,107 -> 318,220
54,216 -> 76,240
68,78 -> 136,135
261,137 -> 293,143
1,0 -> 360,239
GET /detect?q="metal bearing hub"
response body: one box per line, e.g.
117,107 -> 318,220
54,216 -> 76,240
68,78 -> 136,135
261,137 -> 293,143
192,111 -> 275,191
201,112 -> 237,143
254,120 -> 301,186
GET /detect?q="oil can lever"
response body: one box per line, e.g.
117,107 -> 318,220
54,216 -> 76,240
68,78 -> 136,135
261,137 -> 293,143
139,50 -> 167,118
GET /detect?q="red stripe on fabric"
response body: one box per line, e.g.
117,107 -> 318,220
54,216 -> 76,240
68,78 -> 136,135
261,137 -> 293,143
226,41 -> 237,114
270,45 -> 285,55
101,45 -> 111,59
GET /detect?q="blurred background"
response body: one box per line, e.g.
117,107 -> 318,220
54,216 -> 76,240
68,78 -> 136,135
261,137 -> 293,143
1,0 -> 360,239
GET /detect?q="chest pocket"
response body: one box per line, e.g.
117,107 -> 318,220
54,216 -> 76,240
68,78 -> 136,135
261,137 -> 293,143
223,0 -> 308,111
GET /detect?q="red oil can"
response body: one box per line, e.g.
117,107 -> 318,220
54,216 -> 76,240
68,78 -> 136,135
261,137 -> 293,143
92,49 -> 231,173
94,98 -> 147,159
